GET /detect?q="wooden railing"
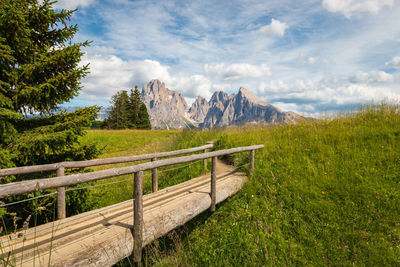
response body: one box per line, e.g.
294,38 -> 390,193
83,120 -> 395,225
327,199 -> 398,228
0,144 -> 264,262
0,144 -> 213,219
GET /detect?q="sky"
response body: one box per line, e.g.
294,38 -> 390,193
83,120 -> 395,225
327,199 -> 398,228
56,0 -> 400,117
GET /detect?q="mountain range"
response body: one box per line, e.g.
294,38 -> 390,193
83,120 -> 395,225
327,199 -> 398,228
141,79 -> 303,129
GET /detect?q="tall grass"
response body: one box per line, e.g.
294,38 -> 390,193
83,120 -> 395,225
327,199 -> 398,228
0,130 -> 179,233
5,105 -> 399,266
76,129 -> 180,208
151,104 -> 400,266
80,129 -> 179,157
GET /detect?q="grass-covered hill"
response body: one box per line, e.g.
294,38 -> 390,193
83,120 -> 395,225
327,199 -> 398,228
150,104 -> 400,266
6,106 -> 397,266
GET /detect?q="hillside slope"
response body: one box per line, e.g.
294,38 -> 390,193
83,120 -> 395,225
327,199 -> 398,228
153,104 -> 400,266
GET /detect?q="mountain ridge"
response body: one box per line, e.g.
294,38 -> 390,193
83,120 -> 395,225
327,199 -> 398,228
140,79 -> 303,129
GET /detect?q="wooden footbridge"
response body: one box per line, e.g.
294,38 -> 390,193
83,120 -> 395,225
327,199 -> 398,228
0,143 -> 263,266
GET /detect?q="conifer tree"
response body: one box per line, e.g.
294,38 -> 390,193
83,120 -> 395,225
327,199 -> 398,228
0,0 -> 100,224
105,90 -> 131,129
0,0 -> 100,168
128,86 -> 139,127
106,86 -> 151,129
130,85 -> 150,129
137,102 -> 151,129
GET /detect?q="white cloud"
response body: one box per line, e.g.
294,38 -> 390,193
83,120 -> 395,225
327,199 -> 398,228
258,76 -> 399,106
271,102 -> 318,115
257,80 -> 290,94
53,0 -> 95,10
212,83 -> 237,91
68,0 -> 400,114
204,63 -> 271,80
350,70 -> 394,83
307,57 -> 317,65
305,56 -> 331,65
80,54 -> 172,100
258,18 -> 288,37
385,56 -> 400,69
169,74 -> 212,99
79,51 -> 212,104
322,0 -> 394,18
133,60 -> 173,85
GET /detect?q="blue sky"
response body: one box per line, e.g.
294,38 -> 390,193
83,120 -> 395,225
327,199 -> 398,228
57,0 -> 400,116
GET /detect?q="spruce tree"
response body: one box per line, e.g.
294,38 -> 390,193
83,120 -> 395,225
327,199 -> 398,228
129,86 -> 141,125
0,0 -> 100,169
137,102 -> 151,129
130,85 -> 150,129
106,86 -> 151,129
105,90 -> 131,129
0,0 -> 100,225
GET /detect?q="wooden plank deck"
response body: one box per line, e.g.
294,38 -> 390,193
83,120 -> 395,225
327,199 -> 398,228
1,160 -> 247,266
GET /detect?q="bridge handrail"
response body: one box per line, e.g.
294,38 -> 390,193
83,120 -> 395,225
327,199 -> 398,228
0,145 -> 263,198
0,143 -> 263,263
0,144 -> 214,177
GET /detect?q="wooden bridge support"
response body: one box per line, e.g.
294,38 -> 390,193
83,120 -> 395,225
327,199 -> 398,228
133,171 -> 144,263
56,167 -> 66,220
151,158 -> 158,192
210,156 -> 217,212
203,149 -> 207,170
0,144 -> 264,265
250,149 -> 255,176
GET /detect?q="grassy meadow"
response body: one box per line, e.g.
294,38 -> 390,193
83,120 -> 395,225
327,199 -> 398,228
76,129 -> 214,210
76,129 -> 182,208
80,129 -> 179,158
76,105 -> 400,266
4,106 -> 398,266
142,105 -> 400,266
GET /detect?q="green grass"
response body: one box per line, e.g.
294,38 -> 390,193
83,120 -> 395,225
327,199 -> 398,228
74,129 -> 180,209
76,129 -> 220,210
148,104 -> 400,266
19,105 -> 398,266
80,129 -> 179,157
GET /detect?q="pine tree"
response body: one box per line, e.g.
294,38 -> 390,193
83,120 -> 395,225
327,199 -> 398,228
130,85 -> 151,129
105,90 -> 131,129
0,0 -> 100,169
106,86 -> 151,129
0,0 -> 101,225
128,87 -> 139,128
137,102 -> 151,129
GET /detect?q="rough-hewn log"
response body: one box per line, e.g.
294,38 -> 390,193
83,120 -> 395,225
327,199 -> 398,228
0,163 -> 61,177
0,161 -> 245,266
250,149 -> 255,176
133,171 -> 143,263
0,144 -> 214,177
151,158 -> 158,192
203,149 -> 207,170
210,157 -> 217,212
56,167 -> 66,220
0,145 -> 264,198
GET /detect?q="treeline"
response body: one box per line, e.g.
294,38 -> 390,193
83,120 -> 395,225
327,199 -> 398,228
103,86 -> 151,129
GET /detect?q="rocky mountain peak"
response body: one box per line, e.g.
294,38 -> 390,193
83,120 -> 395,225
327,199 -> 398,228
188,96 -> 209,123
201,87 -> 302,127
140,79 -> 302,129
237,87 -> 269,106
210,91 -> 228,105
141,79 -> 189,129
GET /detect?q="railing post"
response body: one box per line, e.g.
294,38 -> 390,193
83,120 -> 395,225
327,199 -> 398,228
133,171 -> 144,263
210,156 -> 217,212
203,149 -> 207,170
151,158 -> 158,192
56,166 -> 66,220
250,149 -> 255,176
